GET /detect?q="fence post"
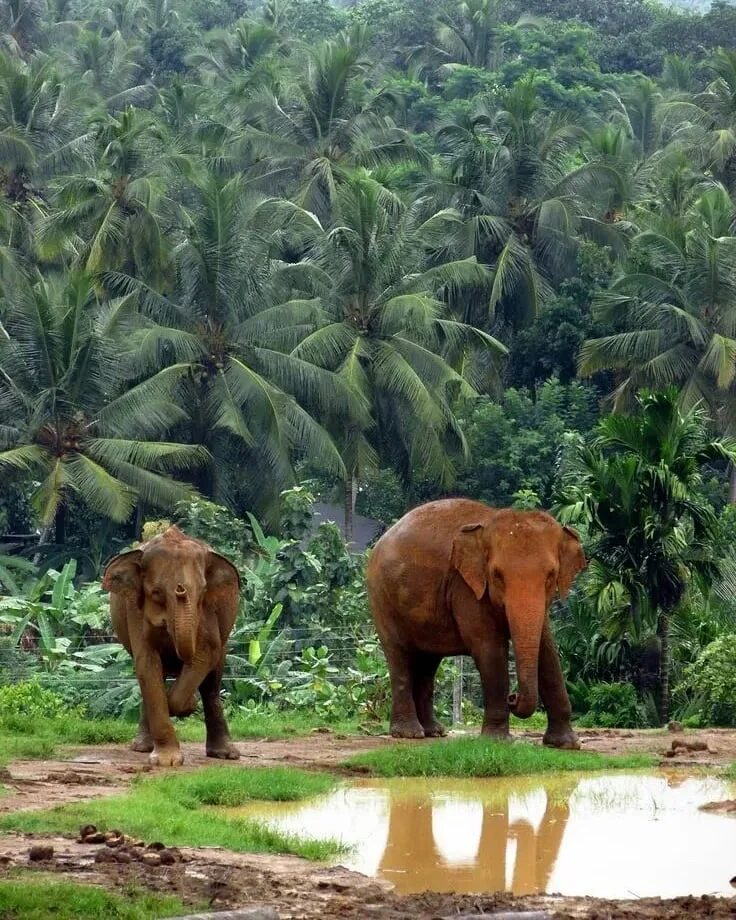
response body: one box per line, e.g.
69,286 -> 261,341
452,656 -> 463,725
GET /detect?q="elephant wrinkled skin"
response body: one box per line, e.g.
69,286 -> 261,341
366,500 -> 586,748
102,525 -> 240,767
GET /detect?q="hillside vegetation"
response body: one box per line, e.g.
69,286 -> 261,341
4,0 -> 736,732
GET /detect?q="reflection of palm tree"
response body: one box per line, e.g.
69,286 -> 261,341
377,782 -> 574,895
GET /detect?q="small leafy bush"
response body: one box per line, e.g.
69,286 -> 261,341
575,681 -> 646,728
0,681 -> 75,720
680,636 -> 736,726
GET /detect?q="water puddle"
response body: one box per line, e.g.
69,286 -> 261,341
226,772 -> 736,897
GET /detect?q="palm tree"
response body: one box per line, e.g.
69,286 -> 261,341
38,106 -> 170,280
71,26 -> 145,99
186,18 -> 285,87
104,167 -> 362,522
555,388 -> 736,724
0,51 -> 90,264
245,25 -> 423,222
431,0 -> 539,71
0,271 -> 208,543
278,169 -> 507,537
0,0 -> 46,54
425,77 -> 621,329
579,182 -> 736,495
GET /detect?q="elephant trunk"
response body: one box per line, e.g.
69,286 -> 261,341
507,598 -> 544,719
172,584 -> 196,665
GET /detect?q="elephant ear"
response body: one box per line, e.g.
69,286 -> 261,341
102,550 -> 143,605
451,523 -> 487,601
205,552 -> 240,638
558,526 -> 586,600
206,552 -> 240,591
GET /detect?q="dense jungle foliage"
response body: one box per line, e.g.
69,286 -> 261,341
4,0 -> 736,732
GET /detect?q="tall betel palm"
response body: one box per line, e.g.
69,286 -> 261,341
279,170 -> 507,537
555,388 -> 736,724
580,182 -> 736,497
0,272 -> 208,544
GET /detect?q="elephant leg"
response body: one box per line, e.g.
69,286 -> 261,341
538,618 -> 579,750
130,700 -> 154,753
201,664 -> 239,760
473,635 -> 511,740
386,644 -> 425,738
134,651 -> 182,767
167,659 -> 211,717
413,653 -> 446,737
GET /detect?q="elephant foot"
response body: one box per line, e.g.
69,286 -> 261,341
481,724 -> 511,741
543,726 -> 580,750
149,745 -> 184,767
206,741 -> 241,760
390,719 -> 426,739
130,734 -> 154,753
421,720 -> 447,738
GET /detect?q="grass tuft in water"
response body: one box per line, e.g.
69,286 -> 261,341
0,766 -> 343,861
347,736 -> 656,777
0,873 -> 189,920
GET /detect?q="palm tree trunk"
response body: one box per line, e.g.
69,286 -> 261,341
133,500 -> 145,541
729,464 -> 736,504
343,473 -> 356,545
55,503 -> 66,546
657,609 -> 670,726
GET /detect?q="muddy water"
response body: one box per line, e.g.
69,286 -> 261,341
227,772 -> 736,897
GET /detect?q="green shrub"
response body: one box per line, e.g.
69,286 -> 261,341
0,681 -> 79,720
680,635 -> 736,726
575,681 -> 646,728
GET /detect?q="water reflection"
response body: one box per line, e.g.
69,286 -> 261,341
226,773 -> 736,897
377,780 -> 571,893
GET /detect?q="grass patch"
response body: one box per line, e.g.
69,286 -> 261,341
144,764 -> 335,806
0,873 -> 188,919
0,766 -> 343,861
0,717 -> 136,767
347,736 -> 656,778
0,710 -> 363,767
177,710 -> 363,742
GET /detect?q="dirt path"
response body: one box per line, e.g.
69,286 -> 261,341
1,727 -> 736,918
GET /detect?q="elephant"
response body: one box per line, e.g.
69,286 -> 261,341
102,525 -> 240,767
366,499 -> 586,748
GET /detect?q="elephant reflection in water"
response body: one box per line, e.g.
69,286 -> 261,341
377,781 -> 578,895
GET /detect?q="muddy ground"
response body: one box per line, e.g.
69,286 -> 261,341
2,727 -> 736,919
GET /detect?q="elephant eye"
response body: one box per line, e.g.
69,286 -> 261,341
491,568 -> 504,584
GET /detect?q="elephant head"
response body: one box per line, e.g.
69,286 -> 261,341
451,510 -> 585,719
102,526 -> 239,665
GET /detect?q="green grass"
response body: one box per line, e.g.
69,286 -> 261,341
177,710 -> 363,742
347,736 -> 656,777
0,716 -> 136,767
0,710 -> 364,768
0,766 -> 344,861
0,873 -> 189,919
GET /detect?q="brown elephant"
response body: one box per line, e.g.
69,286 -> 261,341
366,499 -> 585,747
102,525 -> 240,767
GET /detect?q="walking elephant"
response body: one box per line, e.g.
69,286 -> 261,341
366,499 -> 585,748
102,525 -> 240,766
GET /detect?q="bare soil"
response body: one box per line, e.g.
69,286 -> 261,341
1,727 -> 736,918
